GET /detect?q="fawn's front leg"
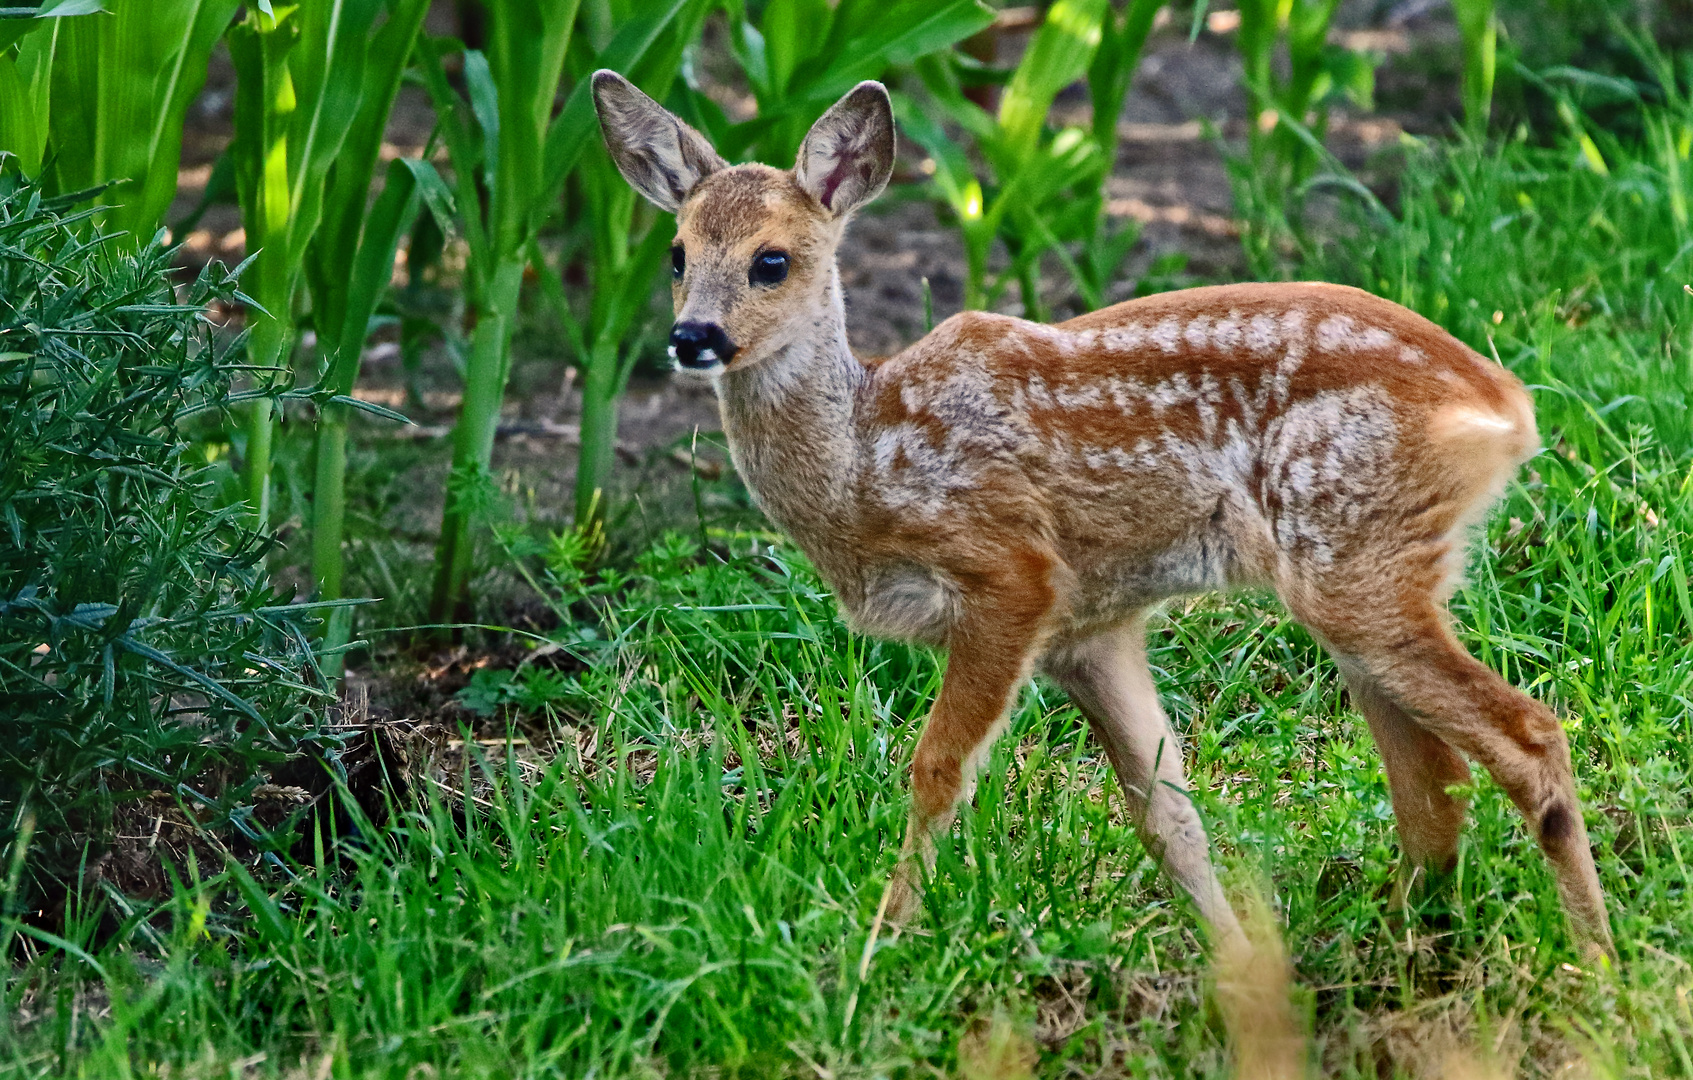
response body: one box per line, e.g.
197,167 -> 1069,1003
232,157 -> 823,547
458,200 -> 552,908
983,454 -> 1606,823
1042,618 -> 1248,952
884,550 -> 1059,924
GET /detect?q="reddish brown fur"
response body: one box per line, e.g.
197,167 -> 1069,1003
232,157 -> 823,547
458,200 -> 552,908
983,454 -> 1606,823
593,73 -> 1614,958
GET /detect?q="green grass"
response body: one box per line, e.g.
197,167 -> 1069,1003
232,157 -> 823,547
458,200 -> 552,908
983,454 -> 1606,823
6,105 -> 1693,1080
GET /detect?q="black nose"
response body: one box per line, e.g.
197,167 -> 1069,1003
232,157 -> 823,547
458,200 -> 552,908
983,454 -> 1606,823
669,321 -> 737,369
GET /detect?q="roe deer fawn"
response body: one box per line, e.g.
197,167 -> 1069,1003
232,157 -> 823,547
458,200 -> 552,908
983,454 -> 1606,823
592,72 -> 1614,957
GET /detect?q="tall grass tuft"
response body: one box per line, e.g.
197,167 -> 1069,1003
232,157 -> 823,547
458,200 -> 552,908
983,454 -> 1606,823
0,179 -> 329,907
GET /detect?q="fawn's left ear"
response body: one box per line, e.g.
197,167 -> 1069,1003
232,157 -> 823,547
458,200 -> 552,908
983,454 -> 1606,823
795,81 -> 895,218
592,69 -> 726,212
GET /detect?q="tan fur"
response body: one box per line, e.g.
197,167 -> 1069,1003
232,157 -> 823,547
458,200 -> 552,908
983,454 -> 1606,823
593,73 -> 1614,958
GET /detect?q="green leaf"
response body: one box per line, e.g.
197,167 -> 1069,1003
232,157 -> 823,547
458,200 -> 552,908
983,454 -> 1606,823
795,0 -> 993,106
996,0 -> 1109,165
399,156 -> 455,238
463,48 -> 501,190
226,858 -> 292,950
540,0 -> 694,206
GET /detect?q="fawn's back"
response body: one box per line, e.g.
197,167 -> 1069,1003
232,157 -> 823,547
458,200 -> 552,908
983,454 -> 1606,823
805,281 -> 1538,646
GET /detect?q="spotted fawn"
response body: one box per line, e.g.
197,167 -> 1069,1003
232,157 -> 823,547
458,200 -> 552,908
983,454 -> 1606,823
592,71 -> 1613,958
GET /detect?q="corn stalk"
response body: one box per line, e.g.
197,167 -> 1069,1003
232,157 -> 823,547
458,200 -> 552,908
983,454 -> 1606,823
708,0 -> 994,163
1453,0 -> 1496,135
904,0 -> 1135,316
1232,0 -> 1376,274
425,0 -> 712,625
300,0 -> 434,683
228,0 -> 409,529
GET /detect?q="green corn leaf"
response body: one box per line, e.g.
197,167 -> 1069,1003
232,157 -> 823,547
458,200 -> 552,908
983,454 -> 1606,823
891,89 -> 975,214
997,0 -> 1108,166
281,0 -> 385,270
400,156 -> 455,238
760,0 -> 830,101
0,20 -> 57,176
463,48 -> 501,191
1089,0 -> 1166,151
43,0 -> 243,243
539,0 -> 692,208
325,157 -> 424,398
797,0 -> 992,106
305,0 -> 427,352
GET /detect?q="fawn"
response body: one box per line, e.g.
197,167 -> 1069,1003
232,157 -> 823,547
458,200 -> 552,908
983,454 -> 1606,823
591,71 -> 1614,958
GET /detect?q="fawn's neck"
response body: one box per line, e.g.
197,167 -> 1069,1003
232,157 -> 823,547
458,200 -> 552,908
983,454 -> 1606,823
716,264 -> 866,550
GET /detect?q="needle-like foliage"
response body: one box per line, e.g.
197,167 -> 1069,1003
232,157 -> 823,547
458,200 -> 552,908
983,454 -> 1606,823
0,179 -> 329,904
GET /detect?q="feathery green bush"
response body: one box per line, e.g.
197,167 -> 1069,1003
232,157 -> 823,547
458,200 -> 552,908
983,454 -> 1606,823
0,179 -> 330,901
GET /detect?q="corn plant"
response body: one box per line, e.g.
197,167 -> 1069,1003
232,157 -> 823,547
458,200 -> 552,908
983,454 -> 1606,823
424,0 -> 714,625
298,0 -> 435,683
693,0 -> 993,164
903,0 -> 1164,317
1454,0 -> 1497,135
0,0 -> 236,236
228,1 -> 424,530
1231,0 -> 1379,274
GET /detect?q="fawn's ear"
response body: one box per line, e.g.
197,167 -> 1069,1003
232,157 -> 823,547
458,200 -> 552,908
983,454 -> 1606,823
592,70 -> 726,212
795,81 -> 895,218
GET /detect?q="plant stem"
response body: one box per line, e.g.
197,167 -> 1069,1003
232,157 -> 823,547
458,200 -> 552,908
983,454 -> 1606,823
1455,0 -> 1497,136
575,337 -> 622,529
312,405 -> 350,679
430,258 -> 525,627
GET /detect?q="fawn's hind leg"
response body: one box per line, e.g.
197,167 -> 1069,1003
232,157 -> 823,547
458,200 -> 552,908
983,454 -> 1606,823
1334,660 -> 1472,905
1043,617 -> 1247,951
1294,587 -> 1613,957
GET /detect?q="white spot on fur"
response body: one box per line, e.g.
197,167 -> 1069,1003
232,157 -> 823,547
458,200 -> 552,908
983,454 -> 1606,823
1315,313 -> 1395,354
1212,313 -> 1243,352
1184,315 -> 1214,350
1269,309 -> 1309,404
1025,373 -> 1056,410
1263,385 -> 1399,565
1104,375 -> 1147,412
1398,345 -> 1426,364
871,422 -> 978,518
1151,317 -> 1183,353
1054,380 -> 1105,409
1103,323 -> 1148,352
1147,372 -> 1197,414
1245,313 -> 1281,354
1195,372 -> 1221,440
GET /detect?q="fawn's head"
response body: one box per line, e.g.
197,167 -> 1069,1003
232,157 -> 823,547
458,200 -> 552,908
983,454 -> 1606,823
592,71 -> 894,373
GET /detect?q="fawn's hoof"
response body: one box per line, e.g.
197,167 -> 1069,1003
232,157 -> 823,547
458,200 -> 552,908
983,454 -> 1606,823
881,866 -> 922,927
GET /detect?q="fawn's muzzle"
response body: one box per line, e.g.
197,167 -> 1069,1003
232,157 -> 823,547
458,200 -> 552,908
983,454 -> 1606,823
669,322 -> 738,369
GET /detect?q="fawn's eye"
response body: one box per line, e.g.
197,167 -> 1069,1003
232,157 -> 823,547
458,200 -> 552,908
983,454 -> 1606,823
671,245 -> 685,278
750,250 -> 789,287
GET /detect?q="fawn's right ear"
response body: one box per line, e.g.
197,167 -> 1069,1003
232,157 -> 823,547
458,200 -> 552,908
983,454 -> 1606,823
592,70 -> 726,212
